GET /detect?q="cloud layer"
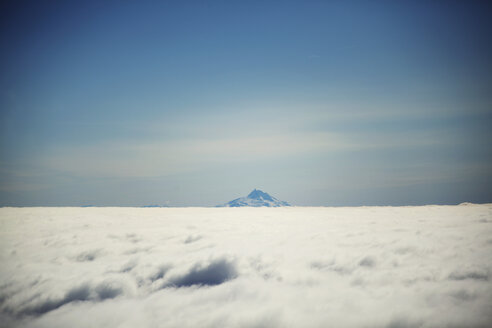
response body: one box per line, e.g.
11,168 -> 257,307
1,205 -> 491,327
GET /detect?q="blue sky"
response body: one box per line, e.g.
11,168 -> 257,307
1,0 -> 491,206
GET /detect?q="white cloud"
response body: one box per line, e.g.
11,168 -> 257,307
1,205 -> 492,327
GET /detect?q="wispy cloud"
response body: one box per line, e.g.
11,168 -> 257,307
37,127 -> 451,179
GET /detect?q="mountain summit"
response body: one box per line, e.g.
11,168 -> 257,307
218,189 -> 290,207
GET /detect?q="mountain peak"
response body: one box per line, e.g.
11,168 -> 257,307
218,189 -> 290,207
247,189 -> 274,201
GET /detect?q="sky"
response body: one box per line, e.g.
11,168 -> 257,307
0,0 -> 491,206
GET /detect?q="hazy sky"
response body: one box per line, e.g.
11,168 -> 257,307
1,0 -> 491,206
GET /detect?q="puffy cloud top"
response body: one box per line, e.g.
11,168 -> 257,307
1,205 -> 491,327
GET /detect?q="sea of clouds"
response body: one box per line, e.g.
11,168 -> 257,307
1,205 -> 491,328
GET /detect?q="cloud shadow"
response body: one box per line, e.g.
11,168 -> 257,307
165,258 -> 237,288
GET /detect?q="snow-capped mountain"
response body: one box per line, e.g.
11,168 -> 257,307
218,189 -> 290,207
